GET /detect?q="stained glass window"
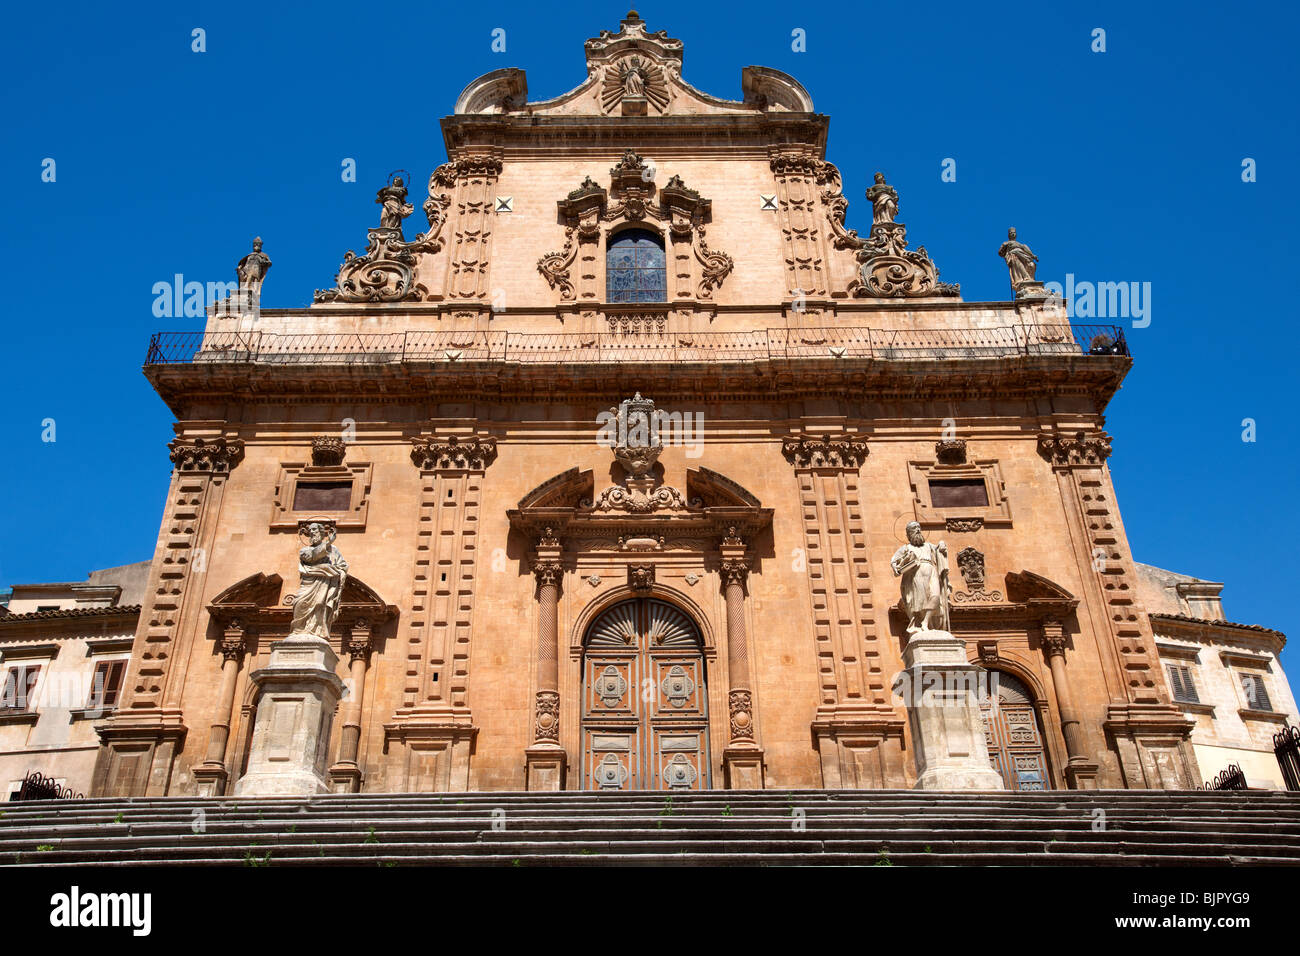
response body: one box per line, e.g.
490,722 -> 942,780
606,229 -> 666,303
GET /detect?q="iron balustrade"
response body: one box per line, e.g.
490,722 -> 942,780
1197,763 -> 1248,791
1276,725 -> 1300,791
144,324 -> 1129,367
14,771 -> 83,801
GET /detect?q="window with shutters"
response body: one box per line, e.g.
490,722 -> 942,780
1240,673 -> 1273,712
87,660 -> 127,711
1166,663 -> 1200,704
0,665 -> 42,712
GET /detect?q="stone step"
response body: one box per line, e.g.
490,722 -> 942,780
6,790 -> 1298,866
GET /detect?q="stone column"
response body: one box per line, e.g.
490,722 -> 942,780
719,531 -> 764,788
526,530 -> 566,790
328,619 -> 372,793
192,621 -> 247,797
1041,620 -> 1100,789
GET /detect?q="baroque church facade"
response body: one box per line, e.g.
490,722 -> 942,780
91,13 -> 1202,796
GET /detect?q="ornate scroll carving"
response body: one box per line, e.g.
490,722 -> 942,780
694,225 -> 734,299
416,163 -> 457,254
953,547 -> 1003,603
537,227 -> 579,299
720,558 -> 749,587
168,437 -> 245,473
534,690 -> 560,741
729,689 -> 754,740
848,173 -> 959,299
410,435 -> 498,472
314,227 -> 425,303
816,162 -> 862,250
781,435 -> 868,470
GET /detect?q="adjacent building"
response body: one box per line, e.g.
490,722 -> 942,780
1138,563 -> 1296,788
0,563 -> 147,798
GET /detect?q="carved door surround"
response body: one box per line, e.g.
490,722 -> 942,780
199,571 -> 397,796
508,464 -> 772,790
537,150 -> 734,307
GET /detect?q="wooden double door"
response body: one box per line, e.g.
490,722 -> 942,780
979,671 -> 1051,790
581,598 -> 711,791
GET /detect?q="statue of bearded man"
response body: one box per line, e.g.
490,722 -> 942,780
288,521 -> 349,641
891,521 -> 950,633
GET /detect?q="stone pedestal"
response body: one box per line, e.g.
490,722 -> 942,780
525,744 -> 567,791
895,630 -> 1004,791
234,635 -> 345,797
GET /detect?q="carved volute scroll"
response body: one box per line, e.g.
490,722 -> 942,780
845,173 -> 960,299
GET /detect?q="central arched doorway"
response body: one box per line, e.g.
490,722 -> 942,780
581,597 -> 710,791
979,671 -> 1051,791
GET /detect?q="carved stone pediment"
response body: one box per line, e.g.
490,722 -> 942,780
207,571 -> 397,639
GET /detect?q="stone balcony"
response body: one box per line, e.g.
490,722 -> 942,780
142,321 -> 1131,412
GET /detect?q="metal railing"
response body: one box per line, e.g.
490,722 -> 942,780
14,771 -> 83,801
1197,763 -> 1248,791
144,324 -> 1129,367
1276,725 -> 1300,791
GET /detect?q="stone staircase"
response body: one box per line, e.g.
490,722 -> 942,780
3,789 -> 1299,866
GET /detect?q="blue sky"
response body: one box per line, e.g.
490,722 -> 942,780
1,2 -> 1296,667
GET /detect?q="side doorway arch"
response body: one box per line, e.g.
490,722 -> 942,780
980,671 -> 1052,791
581,597 -> 710,791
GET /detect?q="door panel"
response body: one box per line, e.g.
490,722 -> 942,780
582,599 -> 710,790
979,672 -> 1050,791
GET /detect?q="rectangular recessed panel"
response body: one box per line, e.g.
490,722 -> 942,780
928,478 -> 989,508
293,480 -> 353,512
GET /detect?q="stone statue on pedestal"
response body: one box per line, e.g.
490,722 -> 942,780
891,521 -> 950,633
236,237 -> 272,294
998,227 -> 1040,294
866,172 -> 898,225
376,177 -> 414,231
289,521 -> 349,640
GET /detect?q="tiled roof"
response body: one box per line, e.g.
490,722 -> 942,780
0,604 -> 142,624
1150,612 -> 1285,642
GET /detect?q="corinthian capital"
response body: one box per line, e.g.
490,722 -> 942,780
781,434 -> 868,470
410,434 -> 498,472
533,560 -> 563,588
1037,430 -> 1112,467
169,437 -> 245,474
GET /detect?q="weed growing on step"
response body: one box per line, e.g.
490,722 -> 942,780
659,796 -> 675,817
243,849 -> 272,867
365,826 -> 379,844
721,805 -> 732,816
36,844 -> 53,852
113,813 -> 124,824
511,859 -> 521,867
874,849 -> 893,867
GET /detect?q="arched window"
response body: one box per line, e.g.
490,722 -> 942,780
606,229 -> 666,303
